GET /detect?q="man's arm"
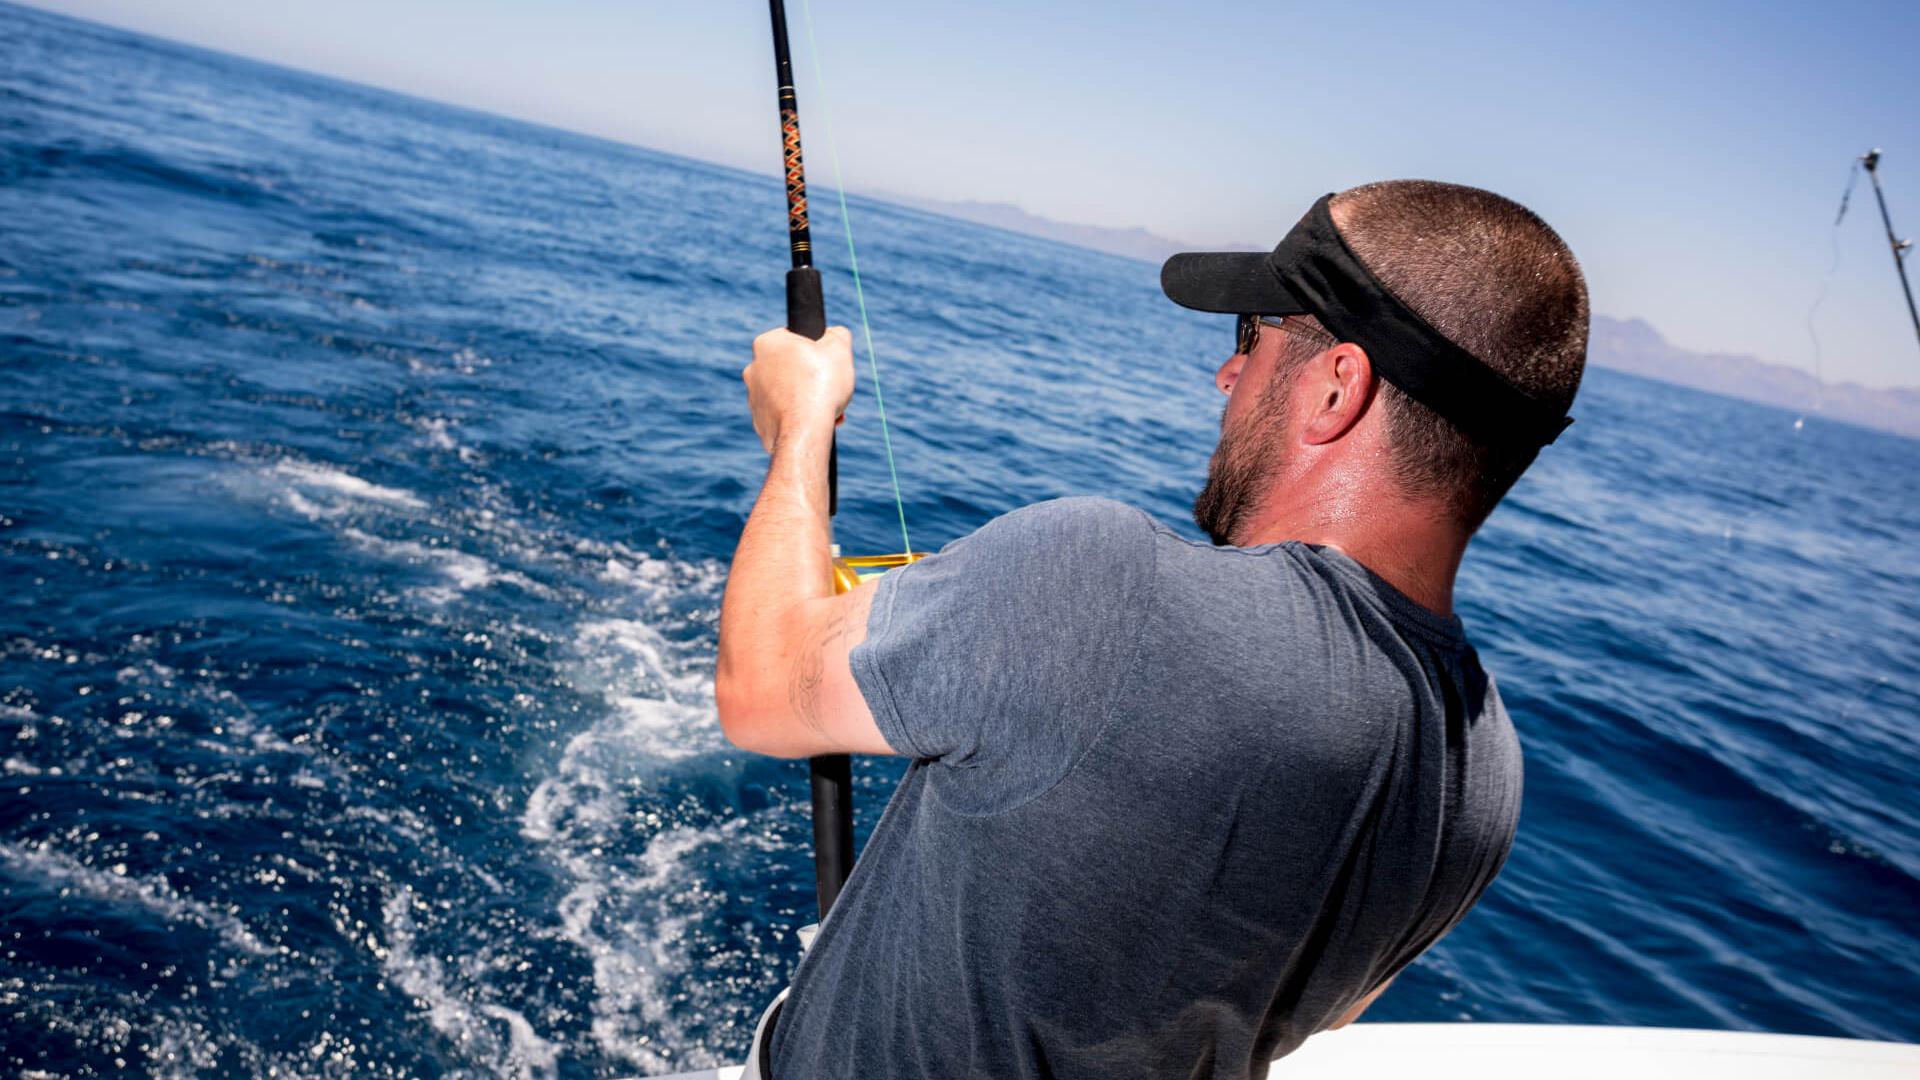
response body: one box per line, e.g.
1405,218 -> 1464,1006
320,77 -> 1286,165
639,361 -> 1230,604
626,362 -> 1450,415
714,326 -> 895,760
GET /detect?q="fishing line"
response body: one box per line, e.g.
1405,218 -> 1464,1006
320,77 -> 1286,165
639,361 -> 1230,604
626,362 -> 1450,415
797,0 -> 914,557
1804,159 -> 1862,408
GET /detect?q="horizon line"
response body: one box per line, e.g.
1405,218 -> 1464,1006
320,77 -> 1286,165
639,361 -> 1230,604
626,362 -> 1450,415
8,0 -> 1916,397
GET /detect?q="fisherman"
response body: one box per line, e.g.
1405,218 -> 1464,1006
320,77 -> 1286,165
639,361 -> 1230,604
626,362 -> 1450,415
715,179 -> 1588,1079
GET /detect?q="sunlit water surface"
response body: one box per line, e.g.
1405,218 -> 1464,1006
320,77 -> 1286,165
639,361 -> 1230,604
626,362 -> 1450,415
2,5 -> 1916,1076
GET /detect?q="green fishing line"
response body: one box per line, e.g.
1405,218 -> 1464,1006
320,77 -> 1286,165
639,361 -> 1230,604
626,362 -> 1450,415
799,0 -> 914,558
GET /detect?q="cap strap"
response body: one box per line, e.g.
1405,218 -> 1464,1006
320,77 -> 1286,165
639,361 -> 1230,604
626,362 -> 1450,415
1272,195 -> 1573,448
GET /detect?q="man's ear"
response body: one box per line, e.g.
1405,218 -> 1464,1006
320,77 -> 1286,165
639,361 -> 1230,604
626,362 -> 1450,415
1299,344 -> 1376,446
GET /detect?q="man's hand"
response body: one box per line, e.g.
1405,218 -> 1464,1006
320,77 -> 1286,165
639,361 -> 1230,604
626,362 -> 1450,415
744,326 -> 855,454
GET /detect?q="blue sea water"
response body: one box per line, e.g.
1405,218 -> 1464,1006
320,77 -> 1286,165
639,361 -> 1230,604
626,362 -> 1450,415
1,3 -> 1916,1076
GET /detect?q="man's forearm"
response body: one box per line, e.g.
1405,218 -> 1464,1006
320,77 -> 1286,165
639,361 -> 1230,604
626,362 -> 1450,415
716,424 -> 837,724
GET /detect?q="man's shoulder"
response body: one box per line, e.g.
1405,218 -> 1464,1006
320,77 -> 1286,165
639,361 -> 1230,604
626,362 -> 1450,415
955,497 -> 1161,574
972,502 -> 1339,613
987,496 -> 1158,539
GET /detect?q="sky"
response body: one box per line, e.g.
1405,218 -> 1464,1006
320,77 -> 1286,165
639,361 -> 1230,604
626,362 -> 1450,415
19,0 -> 1920,389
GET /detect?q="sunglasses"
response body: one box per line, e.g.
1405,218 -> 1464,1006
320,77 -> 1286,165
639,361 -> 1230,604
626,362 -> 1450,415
1235,314 -> 1293,357
1235,313 -> 1340,358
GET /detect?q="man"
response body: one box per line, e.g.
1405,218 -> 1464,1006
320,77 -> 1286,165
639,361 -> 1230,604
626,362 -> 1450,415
716,179 -> 1588,1078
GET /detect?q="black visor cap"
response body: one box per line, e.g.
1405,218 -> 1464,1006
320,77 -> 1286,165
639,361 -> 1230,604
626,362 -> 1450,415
1161,194 -> 1572,449
1161,250 -> 1310,317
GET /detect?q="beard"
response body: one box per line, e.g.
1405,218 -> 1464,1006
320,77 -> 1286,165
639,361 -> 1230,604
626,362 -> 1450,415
1192,364 -> 1298,546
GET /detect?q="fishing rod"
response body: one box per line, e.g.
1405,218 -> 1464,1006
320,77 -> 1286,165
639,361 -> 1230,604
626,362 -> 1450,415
766,0 -> 854,921
1861,149 -> 1920,353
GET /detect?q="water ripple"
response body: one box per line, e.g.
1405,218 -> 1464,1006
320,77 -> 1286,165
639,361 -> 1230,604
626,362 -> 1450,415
0,2 -> 1915,1075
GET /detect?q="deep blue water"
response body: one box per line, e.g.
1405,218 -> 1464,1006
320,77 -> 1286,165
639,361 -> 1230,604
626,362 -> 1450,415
1,4 -> 1916,1076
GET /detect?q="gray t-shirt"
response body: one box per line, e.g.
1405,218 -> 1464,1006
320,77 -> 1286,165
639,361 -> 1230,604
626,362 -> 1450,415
769,497 -> 1522,1079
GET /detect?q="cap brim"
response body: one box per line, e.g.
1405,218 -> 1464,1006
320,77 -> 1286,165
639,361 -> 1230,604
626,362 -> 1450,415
1160,251 -> 1307,315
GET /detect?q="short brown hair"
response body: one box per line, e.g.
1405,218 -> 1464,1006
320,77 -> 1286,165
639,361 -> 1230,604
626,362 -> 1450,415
1332,181 -> 1589,525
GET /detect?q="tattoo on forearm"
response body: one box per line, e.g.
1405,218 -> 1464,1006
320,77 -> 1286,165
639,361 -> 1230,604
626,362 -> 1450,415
791,606 -> 857,737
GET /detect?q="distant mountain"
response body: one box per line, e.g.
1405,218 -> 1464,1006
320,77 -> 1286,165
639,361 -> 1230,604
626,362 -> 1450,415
883,194 -> 1237,265
890,195 -> 1920,441
1588,316 -> 1920,439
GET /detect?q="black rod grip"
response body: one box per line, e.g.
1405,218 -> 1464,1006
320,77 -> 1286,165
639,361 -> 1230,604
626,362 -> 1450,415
809,754 -> 855,917
786,266 -> 837,516
786,266 -> 825,339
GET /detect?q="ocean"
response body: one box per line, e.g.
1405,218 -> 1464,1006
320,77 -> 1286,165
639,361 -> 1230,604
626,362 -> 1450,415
1,3 -> 1916,1076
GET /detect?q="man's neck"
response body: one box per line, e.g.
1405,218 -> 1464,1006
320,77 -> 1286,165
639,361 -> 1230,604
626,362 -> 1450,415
1233,488 -> 1470,617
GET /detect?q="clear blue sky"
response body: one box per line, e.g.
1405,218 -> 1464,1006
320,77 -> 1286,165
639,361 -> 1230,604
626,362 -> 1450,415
22,0 -> 1920,388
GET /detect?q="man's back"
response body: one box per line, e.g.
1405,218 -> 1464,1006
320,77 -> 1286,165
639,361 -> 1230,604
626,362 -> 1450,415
768,497 -> 1522,1079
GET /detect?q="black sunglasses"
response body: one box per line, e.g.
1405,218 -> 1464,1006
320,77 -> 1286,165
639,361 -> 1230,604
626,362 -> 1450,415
1235,314 -> 1291,357
1236,313 -> 1340,357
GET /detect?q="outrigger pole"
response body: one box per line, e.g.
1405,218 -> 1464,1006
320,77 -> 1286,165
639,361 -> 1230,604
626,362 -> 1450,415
766,0 -> 856,920
1862,149 -> 1920,353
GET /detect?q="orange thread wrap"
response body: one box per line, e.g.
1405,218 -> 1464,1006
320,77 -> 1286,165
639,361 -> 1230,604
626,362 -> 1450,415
781,108 -> 809,233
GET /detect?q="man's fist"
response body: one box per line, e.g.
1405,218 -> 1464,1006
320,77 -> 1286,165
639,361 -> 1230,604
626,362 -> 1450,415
744,326 -> 855,454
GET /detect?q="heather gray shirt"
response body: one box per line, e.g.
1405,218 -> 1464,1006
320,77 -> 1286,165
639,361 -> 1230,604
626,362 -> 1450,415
769,497 -> 1522,1080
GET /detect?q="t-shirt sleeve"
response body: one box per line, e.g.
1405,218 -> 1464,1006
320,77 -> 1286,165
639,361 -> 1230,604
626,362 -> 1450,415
850,497 -> 1157,777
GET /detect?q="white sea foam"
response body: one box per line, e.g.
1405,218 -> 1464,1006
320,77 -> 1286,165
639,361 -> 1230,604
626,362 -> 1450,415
257,452 -> 750,1068
282,488 -> 333,521
408,415 -> 483,464
567,534 -> 726,594
520,612 -> 719,845
340,528 -> 539,604
528,811 -> 760,1073
272,460 -> 425,511
450,347 -> 491,375
0,842 -> 273,957
116,661 -> 177,684
574,618 -> 715,745
378,887 -> 559,1079
416,416 -> 457,450
515,550 -> 755,1071
589,824 -> 730,1071
598,551 -> 683,590
147,1016 -> 228,1079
